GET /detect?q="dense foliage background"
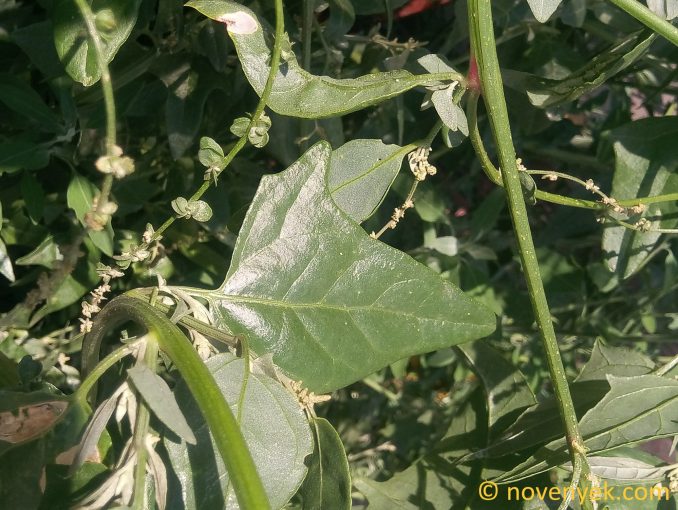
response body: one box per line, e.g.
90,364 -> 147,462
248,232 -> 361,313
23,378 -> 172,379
1,0 -> 677,508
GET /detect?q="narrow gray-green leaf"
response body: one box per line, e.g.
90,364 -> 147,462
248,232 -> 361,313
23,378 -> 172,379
647,0 -> 678,19
602,117 -> 678,279
526,0 -> 563,22
457,341 -> 536,434
0,239 -> 15,283
53,0 -> 142,86
299,418 -> 351,510
128,364 -> 196,445
418,54 -> 457,74
431,88 -> 468,136
328,139 -> 407,223
504,31 -> 655,109
496,375 -> 678,482
164,353 -> 313,510
186,1 -> 457,118
215,143 -> 495,393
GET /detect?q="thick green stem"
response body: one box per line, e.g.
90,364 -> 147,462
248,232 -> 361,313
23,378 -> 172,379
468,0 -> 592,503
607,0 -> 678,47
83,295 -> 270,510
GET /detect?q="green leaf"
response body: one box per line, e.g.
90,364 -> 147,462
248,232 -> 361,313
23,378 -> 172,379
457,341 -> 536,435
325,0 -> 356,42
164,353 -> 313,510
602,117 -> 678,279
53,0 -> 142,86
198,137 -> 225,170
328,139 -> 407,223
15,236 -> 61,269
156,57 -> 222,159
0,74 -> 63,133
127,364 -> 196,445
526,0 -> 563,22
431,87 -> 468,136
0,238 -> 15,283
504,31 -> 655,108
186,1 -> 458,118
66,173 -> 114,256
497,375 -> 678,483
575,340 -> 654,382
214,142 -> 495,394
476,342 -> 655,461
299,418 -> 351,510
20,173 -> 45,223
0,139 -> 50,175
12,21 -> 65,79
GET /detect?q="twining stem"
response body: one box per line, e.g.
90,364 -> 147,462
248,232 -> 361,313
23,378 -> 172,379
468,93 -> 678,215
467,0 -> 593,505
83,295 -> 270,509
149,0 -> 286,244
607,0 -> 678,47
72,0 -> 116,217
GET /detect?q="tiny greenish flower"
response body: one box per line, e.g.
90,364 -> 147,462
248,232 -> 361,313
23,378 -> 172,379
95,145 -> 135,179
230,113 -> 272,148
172,197 -> 213,222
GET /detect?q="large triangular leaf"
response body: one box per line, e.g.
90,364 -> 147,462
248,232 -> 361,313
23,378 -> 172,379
496,375 -> 678,483
214,142 -> 495,393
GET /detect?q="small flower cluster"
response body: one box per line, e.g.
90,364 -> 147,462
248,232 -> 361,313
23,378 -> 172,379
284,379 -> 331,415
408,147 -> 437,181
78,264 -> 124,333
113,245 -> 151,269
600,195 -> 625,214
634,217 -> 652,232
85,195 -> 118,232
95,145 -> 135,179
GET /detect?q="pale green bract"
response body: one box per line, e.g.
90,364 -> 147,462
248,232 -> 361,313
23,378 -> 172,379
186,0 -> 458,118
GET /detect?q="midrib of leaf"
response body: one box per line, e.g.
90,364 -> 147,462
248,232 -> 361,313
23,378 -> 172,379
328,144 -> 412,194
220,293 -> 478,328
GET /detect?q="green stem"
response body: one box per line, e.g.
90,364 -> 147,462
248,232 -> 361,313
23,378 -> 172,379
150,0 -> 286,244
73,0 -> 117,220
83,295 -> 270,509
607,0 -> 678,47
75,342 -> 136,406
468,0 -> 593,505
468,94 -> 678,212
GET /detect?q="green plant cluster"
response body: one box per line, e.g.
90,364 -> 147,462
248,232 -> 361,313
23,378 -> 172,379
0,0 -> 677,509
